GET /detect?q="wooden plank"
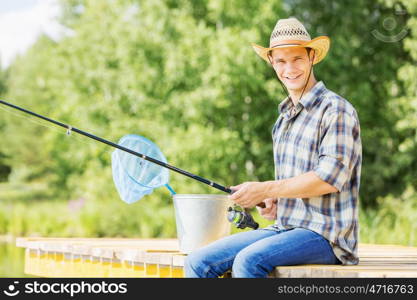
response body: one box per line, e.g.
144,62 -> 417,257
172,254 -> 186,267
16,238 -> 417,278
333,269 -> 417,278
16,237 -> 116,248
114,248 -> 146,262
16,238 -> 179,255
275,264 -> 417,278
90,245 -> 181,260
16,238 -> 179,250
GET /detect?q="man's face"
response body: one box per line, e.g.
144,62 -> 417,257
269,47 -> 313,92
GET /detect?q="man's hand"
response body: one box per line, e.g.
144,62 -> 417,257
228,181 -> 268,208
256,198 -> 277,220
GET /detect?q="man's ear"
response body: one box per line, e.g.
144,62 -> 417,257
267,51 -> 273,64
308,48 -> 316,63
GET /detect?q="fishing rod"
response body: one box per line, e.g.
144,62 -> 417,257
0,99 -> 264,230
0,99 -> 232,194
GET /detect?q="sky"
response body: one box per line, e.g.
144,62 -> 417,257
0,0 -> 62,68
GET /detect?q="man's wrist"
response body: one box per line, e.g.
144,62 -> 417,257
263,180 -> 284,198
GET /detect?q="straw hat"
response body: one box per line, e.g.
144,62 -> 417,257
252,17 -> 330,65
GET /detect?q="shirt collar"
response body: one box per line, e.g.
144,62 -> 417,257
278,81 -> 326,114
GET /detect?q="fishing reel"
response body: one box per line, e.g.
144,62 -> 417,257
227,205 -> 259,230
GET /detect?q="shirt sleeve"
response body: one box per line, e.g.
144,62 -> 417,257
313,109 -> 361,192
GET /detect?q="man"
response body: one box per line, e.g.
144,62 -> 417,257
185,17 -> 362,278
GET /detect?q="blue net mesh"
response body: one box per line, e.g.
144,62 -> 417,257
111,134 -> 170,204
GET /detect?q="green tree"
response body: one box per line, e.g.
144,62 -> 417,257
0,0 -> 414,213
390,0 -> 417,191
1,0 -> 286,198
286,0 -> 411,206
0,62 -> 11,182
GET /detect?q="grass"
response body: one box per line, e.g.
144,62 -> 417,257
359,186 -> 417,246
1,182 -> 416,247
1,181 -> 415,278
0,182 -> 177,238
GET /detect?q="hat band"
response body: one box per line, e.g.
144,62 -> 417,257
270,43 -> 302,48
269,39 -> 309,48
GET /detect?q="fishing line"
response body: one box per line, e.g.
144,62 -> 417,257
0,99 -> 233,194
0,99 -> 265,230
0,104 -> 63,134
0,104 -> 116,156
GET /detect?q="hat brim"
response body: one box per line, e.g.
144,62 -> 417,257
251,36 -> 330,65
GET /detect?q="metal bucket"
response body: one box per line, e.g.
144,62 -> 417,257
173,194 -> 232,254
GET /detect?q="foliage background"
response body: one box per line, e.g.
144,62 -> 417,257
0,0 -> 416,249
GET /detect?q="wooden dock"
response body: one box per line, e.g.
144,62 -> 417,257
16,238 -> 417,278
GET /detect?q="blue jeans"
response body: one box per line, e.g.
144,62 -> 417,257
184,228 -> 341,278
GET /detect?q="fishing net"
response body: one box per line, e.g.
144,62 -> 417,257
111,134 -> 175,204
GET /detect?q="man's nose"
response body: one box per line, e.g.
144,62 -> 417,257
284,61 -> 298,72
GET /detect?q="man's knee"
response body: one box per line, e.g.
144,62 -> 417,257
232,248 -> 270,278
185,248 -> 234,278
184,249 -> 219,278
232,250 -> 251,273
184,250 -> 205,277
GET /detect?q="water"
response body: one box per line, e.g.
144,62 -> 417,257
0,242 -> 31,277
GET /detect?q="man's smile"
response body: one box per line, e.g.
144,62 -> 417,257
284,74 -> 302,81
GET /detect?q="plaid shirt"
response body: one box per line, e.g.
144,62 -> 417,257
267,81 -> 362,265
